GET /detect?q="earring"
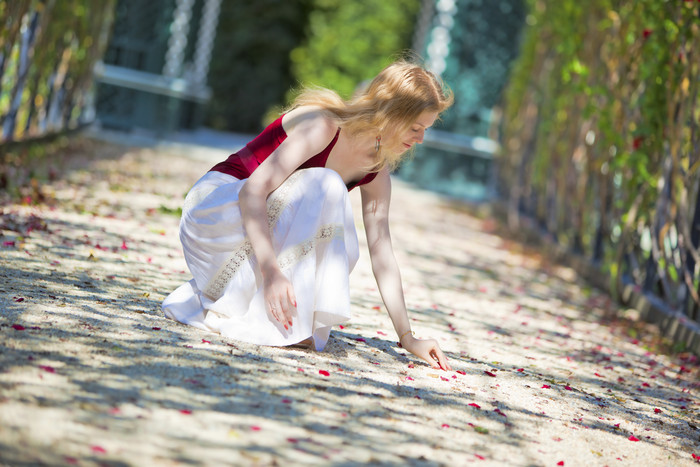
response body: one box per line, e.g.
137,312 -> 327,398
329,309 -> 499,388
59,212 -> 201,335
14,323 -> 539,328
375,136 -> 381,152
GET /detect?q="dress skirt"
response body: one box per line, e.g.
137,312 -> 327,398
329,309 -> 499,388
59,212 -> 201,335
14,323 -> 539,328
162,168 -> 359,351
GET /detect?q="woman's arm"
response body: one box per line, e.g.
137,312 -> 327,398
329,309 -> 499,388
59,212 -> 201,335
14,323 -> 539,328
360,170 -> 451,370
238,110 -> 338,329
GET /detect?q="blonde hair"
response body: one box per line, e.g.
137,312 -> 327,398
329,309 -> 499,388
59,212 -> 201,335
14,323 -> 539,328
288,60 -> 453,171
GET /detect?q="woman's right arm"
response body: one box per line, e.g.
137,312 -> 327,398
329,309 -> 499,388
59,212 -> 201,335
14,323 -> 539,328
238,110 -> 338,329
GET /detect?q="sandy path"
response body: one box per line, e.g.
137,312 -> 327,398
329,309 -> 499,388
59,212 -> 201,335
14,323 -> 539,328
0,139 -> 698,466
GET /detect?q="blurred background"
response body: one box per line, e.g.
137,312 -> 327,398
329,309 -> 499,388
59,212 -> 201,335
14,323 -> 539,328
1,0 -> 699,353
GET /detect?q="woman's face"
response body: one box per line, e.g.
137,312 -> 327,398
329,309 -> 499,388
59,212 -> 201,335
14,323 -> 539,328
391,110 -> 439,154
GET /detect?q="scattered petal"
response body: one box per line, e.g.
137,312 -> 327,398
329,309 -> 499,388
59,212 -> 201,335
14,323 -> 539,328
13,297 -> 24,303
91,446 -> 107,454
654,408 -> 662,414
281,398 -> 292,404
557,462 -> 564,466
12,324 -> 25,331
441,423 -> 450,428
475,454 -> 486,460
628,435 -> 640,442
564,386 -> 573,391
121,240 -> 128,250
484,371 -> 497,377
201,339 -> 211,344
319,370 -> 330,377
469,403 -> 481,409
39,365 -> 56,373
541,385 -> 551,389
180,409 -> 192,415
456,370 -> 466,375
250,426 -> 262,431
152,327 -> 161,331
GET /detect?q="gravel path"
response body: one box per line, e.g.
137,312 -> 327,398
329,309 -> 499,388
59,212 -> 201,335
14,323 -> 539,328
1,138 -> 698,466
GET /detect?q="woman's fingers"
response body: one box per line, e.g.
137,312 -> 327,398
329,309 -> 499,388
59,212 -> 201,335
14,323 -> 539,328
431,346 -> 451,371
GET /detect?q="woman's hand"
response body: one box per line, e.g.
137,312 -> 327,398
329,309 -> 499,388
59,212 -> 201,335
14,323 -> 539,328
263,269 -> 297,330
401,335 -> 452,371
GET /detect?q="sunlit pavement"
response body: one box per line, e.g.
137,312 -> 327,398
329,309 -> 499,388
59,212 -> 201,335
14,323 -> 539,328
0,138 -> 698,466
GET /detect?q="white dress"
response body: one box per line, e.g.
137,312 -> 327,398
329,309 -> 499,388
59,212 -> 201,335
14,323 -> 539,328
162,167 -> 359,351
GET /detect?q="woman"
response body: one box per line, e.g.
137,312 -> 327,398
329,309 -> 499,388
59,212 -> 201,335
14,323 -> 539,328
163,60 -> 453,370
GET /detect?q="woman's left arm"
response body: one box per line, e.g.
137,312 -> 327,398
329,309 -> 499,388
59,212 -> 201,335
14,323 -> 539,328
360,169 -> 451,370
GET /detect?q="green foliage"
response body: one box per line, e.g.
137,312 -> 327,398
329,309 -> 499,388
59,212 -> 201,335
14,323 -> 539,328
206,0 -> 313,133
289,0 -> 421,100
0,0 -> 116,143
499,0 -> 700,311
0,0 -> 116,197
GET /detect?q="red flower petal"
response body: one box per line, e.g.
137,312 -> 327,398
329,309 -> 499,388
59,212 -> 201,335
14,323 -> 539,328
441,423 -> 450,428
12,324 -> 25,331
121,240 -> 128,250
201,339 -> 211,344
516,368 -> 524,372
281,398 -> 292,404
377,331 -> 387,336
541,384 -> 551,389
319,370 -> 330,377
355,338 -> 366,343
557,462 -> 564,466
628,435 -> 640,442
251,426 -> 261,431
39,365 -> 55,373
564,386 -> 573,391
654,408 -> 662,414
152,327 -> 161,331
180,409 -> 192,415
484,371 -> 496,377
469,403 -> 481,409
475,454 -> 486,460
691,453 -> 700,461
13,297 -> 24,303
91,446 -> 107,454
456,370 -> 466,375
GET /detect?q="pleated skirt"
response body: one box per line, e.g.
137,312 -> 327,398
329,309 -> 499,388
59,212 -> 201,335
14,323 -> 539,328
162,168 -> 359,351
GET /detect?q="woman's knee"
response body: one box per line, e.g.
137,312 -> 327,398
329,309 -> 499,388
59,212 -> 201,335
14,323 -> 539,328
303,167 -> 346,194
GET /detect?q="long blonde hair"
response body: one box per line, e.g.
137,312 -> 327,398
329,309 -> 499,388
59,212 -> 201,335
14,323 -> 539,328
288,60 -> 453,171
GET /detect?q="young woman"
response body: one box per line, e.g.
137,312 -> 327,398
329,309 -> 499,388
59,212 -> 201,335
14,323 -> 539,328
163,60 -> 453,370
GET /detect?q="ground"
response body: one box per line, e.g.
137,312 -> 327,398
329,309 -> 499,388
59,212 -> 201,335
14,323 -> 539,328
0,138 -> 698,466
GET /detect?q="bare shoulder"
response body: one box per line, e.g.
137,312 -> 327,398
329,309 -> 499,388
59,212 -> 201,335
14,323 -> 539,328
282,106 -> 338,143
